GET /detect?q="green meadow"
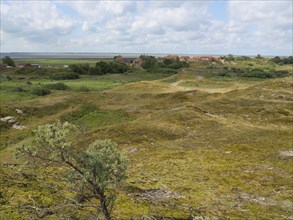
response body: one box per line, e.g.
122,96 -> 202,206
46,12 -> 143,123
0,58 -> 292,219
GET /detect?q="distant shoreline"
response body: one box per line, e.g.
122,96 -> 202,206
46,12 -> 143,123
0,52 -> 276,59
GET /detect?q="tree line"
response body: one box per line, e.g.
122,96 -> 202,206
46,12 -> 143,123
69,61 -> 129,75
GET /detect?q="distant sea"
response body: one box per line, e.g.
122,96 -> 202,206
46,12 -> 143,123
0,52 -> 223,59
0,52 -> 177,59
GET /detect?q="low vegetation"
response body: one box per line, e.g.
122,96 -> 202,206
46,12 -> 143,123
50,72 -> 80,80
0,55 -> 292,219
31,86 -> 51,96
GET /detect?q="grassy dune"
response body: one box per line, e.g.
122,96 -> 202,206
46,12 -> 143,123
0,60 -> 292,219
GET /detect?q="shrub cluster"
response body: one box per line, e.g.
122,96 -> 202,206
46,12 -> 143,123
95,61 -> 129,74
69,62 -> 129,75
159,59 -> 189,69
140,55 -> 157,69
241,69 -> 273,78
69,64 -> 90,75
147,68 -> 178,74
50,72 -> 79,80
15,67 -> 52,75
44,82 -> 69,90
270,56 -> 293,65
215,67 -> 288,78
139,55 -> 188,74
31,87 -> 51,96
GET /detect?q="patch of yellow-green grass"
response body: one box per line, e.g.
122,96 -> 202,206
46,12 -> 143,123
1,61 -> 293,219
15,58 -> 99,67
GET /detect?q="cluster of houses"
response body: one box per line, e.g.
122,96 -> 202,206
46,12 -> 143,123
0,63 -> 41,68
114,54 -> 218,66
1,54 -> 219,69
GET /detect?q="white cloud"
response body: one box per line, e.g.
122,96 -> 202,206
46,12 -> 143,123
226,0 -> 292,54
1,1 -> 76,45
54,1 -> 216,53
0,0 -> 292,55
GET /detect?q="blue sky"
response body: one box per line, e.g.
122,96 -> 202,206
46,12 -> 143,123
0,0 -> 292,55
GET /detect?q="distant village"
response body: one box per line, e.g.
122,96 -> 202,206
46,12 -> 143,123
0,55 -> 222,69
114,54 -> 218,66
0,63 -> 41,69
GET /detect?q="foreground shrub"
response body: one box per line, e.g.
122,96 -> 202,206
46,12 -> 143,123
31,87 -> 51,96
15,121 -> 127,220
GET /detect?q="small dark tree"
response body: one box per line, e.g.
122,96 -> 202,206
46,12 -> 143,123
2,56 -> 16,67
15,121 -> 127,220
225,54 -> 235,61
271,56 -> 281,64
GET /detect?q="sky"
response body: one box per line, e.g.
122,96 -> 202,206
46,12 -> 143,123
0,0 -> 292,56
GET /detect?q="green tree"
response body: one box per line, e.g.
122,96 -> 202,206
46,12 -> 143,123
111,62 -> 128,73
96,61 -> 112,74
255,54 -> 263,59
89,66 -> 102,75
2,56 -> 16,67
225,54 -> 235,61
15,121 -> 127,220
271,56 -> 281,64
69,64 -> 90,74
140,55 -> 157,69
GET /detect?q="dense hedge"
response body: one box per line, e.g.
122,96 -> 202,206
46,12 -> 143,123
140,55 -> 189,70
69,62 -> 129,75
147,68 -> 178,74
50,72 -> 79,80
215,67 -> 288,78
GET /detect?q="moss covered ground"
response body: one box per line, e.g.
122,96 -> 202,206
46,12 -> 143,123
0,59 -> 292,219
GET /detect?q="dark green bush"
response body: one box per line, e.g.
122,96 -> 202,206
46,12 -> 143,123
216,70 -> 230,77
31,87 -> 51,96
50,72 -> 79,80
168,62 -> 183,69
95,61 -> 112,74
13,87 -> 24,92
148,68 -> 177,74
92,61 -> 129,74
88,66 -> 102,75
140,55 -> 157,69
271,70 -> 288,78
69,64 -> 90,75
231,67 -> 243,73
0,120 -> 10,131
111,62 -> 129,73
44,82 -> 69,90
242,69 -> 272,78
270,56 -> 293,64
